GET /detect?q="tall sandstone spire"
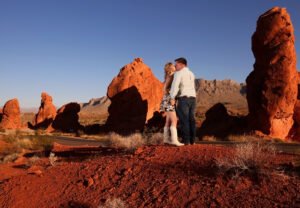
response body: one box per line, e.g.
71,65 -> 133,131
246,7 -> 297,139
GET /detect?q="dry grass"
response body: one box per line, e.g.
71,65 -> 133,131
146,132 -> 163,145
226,134 -> 261,142
3,132 -> 54,155
27,155 -> 41,166
108,132 -> 146,150
107,132 -> 165,150
98,197 -> 127,208
226,134 -> 285,143
1,153 -> 20,164
215,142 -> 277,180
202,136 -> 218,141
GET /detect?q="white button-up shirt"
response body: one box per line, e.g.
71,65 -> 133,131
170,67 -> 196,100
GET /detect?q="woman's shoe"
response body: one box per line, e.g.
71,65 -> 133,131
163,126 -> 171,144
169,126 -> 184,146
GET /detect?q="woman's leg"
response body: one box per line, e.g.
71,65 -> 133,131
163,112 -> 171,143
169,111 -> 177,127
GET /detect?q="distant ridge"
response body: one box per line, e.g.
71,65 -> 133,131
79,96 -> 111,115
20,107 -> 39,113
79,78 -> 248,116
13,78 -> 248,115
195,78 -> 247,114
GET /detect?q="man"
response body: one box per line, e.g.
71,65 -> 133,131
169,57 -> 196,145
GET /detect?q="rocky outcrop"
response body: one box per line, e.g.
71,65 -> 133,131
246,7 -> 298,139
32,92 -> 57,129
106,58 -> 164,134
0,98 -> 21,129
48,102 -> 81,132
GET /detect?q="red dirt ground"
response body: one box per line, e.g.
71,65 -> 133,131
0,143 -> 299,208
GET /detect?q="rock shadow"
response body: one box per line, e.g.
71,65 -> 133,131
105,86 -> 148,135
197,103 -> 249,139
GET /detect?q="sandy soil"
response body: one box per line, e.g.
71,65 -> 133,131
0,143 -> 299,208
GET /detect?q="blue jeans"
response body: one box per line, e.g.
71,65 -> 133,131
176,97 -> 196,144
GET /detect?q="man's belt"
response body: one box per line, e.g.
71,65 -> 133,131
179,96 -> 196,99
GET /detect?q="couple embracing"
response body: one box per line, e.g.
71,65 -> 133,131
160,57 -> 196,146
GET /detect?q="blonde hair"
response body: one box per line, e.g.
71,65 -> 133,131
163,62 -> 175,92
164,62 -> 175,80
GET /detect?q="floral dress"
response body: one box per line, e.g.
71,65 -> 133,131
160,91 -> 176,112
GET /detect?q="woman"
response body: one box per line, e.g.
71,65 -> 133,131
160,62 -> 184,146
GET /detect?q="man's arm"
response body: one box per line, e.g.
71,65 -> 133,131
169,71 -> 181,101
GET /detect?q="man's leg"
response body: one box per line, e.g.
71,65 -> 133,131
176,98 -> 190,144
189,98 -> 196,144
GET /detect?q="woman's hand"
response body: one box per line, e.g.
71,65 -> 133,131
170,99 -> 176,106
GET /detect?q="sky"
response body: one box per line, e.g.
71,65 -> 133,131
0,0 -> 299,108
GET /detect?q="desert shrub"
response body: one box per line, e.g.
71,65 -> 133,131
215,142 -> 277,180
98,197 -> 127,208
0,128 -> 5,133
31,136 -> 54,153
273,138 -> 284,143
226,134 -> 261,142
3,134 -> 31,150
146,132 -> 163,145
48,152 -> 58,166
202,136 -> 217,141
27,155 -> 41,166
108,132 -> 146,150
1,153 -> 20,164
15,129 -> 23,136
4,133 -> 18,144
35,128 -> 45,136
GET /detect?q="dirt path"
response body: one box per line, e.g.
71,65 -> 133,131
49,135 -> 300,154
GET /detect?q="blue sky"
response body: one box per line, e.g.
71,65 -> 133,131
0,0 -> 299,108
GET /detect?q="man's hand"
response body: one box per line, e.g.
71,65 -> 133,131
170,99 -> 176,106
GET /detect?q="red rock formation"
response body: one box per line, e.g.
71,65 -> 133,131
106,58 -> 164,134
246,7 -> 298,139
288,72 -> 300,141
32,92 -> 57,129
47,102 -> 81,132
288,101 -> 300,141
0,109 -> 3,124
0,98 -> 21,129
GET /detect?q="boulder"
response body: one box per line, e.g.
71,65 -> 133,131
32,92 -> 57,129
246,7 -> 298,139
0,98 -> 21,129
106,58 -> 164,134
48,102 -> 81,132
